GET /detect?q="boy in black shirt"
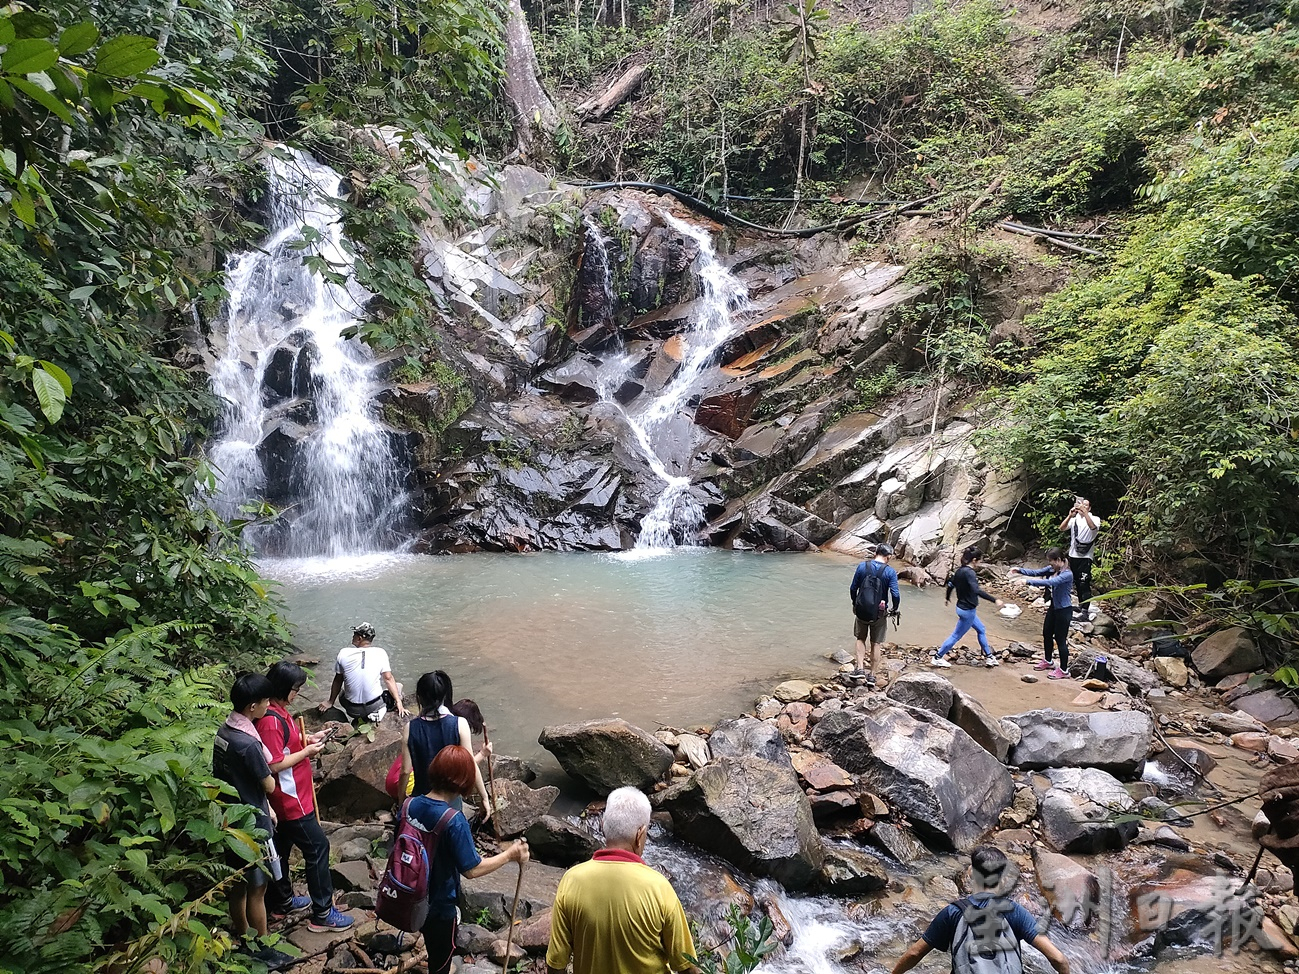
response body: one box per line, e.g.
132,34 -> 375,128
213,673 -> 289,969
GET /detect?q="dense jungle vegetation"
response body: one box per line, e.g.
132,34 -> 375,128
2,0 -> 1298,967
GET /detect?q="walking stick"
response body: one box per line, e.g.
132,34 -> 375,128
503,859 -> 525,968
299,716 -> 319,810
483,723 -> 501,838
1237,842 -> 1268,895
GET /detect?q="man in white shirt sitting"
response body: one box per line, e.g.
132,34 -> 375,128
1059,498 -> 1101,620
318,623 -> 406,723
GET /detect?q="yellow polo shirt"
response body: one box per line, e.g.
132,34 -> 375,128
547,849 -> 696,974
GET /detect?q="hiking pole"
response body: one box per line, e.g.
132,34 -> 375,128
299,716 -> 319,810
483,723 -> 501,839
1238,842 -> 1268,895
503,859 -> 525,967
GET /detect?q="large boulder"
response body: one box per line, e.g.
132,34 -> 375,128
1008,709 -> 1153,778
539,718 -> 674,793
886,672 -> 955,718
524,815 -> 600,866
1034,849 -> 1101,928
659,755 -> 824,889
708,716 -> 793,768
818,844 -> 889,895
1038,789 -> 1138,854
950,688 -> 1020,763
460,860 -> 565,927
315,721 -> 404,818
1191,627 -> 1263,682
491,779 -> 559,837
811,699 -> 1014,851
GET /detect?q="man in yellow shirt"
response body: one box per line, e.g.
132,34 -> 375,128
546,787 -> 698,974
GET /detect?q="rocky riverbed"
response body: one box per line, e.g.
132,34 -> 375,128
274,586 -> 1299,974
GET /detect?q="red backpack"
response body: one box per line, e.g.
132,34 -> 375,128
376,799 -> 457,931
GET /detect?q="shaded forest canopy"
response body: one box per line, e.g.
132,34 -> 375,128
1,0 -> 1299,969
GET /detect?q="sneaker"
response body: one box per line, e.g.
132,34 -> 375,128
307,907 -> 354,933
269,895 -> 311,920
1088,604 -> 1100,620
254,946 -> 295,972
1033,660 -> 1053,671
1048,667 -> 1069,680
865,674 -> 877,690
984,656 -> 1001,667
929,656 -> 952,668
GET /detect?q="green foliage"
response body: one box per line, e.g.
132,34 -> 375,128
688,905 -> 778,974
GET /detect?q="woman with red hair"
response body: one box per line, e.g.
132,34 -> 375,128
406,745 -> 528,974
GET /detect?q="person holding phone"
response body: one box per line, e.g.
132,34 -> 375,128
1059,497 -> 1101,620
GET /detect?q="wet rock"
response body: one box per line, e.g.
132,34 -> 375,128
885,672 -> 954,718
1044,767 -> 1137,811
696,388 -> 761,439
676,733 -> 710,770
1072,647 -> 1161,696
524,815 -> 600,866
708,716 -> 793,768
1038,789 -> 1138,853
262,346 -> 297,404
1207,711 -> 1267,735
950,688 -> 1020,763
1007,709 -> 1153,778
756,890 -> 795,947
492,778 -> 559,837
790,750 -> 854,791
1232,731 -> 1269,752
1230,688 -> 1299,726
539,718 -> 674,794
1191,627 -> 1263,681
812,698 -> 1014,851
999,786 -> 1038,829
1034,849 -> 1100,928
660,755 -> 824,889
1152,657 -> 1189,688
866,822 -> 926,865
809,790 -> 859,819
460,860 -> 565,927
773,680 -> 816,704
316,720 -> 404,818
818,844 -> 889,895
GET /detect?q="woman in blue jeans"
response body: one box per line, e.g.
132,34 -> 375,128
931,546 -> 1004,668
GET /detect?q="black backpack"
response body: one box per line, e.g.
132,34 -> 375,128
951,897 -> 1024,974
853,561 -> 889,622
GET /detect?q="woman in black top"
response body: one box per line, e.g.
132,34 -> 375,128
931,547 -> 1004,668
398,671 -> 492,816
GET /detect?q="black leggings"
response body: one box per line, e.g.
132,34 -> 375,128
1043,607 -> 1071,669
422,912 -> 458,974
1069,556 -> 1093,612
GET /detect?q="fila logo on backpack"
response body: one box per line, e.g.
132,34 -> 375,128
375,801 -> 456,932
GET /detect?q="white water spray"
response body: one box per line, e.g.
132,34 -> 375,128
208,147 -> 407,557
598,213 -> 749,549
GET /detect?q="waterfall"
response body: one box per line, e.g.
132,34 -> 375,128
599,213 -> 749,549
208,147 -> 408,558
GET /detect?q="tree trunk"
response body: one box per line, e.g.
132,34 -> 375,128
503,0 -> 560,156
574,64 -> 649,119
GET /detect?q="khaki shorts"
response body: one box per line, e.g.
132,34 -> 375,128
854,614 -> 888,644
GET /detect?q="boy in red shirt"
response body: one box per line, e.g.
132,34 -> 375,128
256,661 -> 354,932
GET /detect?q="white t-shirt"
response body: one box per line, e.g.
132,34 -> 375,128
334,644 -> 391,706
1068,514 -> 1102,559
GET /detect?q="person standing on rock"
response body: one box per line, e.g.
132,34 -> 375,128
547,786 -> 698,974
398,671 -> 492,819
1060,497 -> 1101,620
256,661 -> 354,933
1010,549 -> 1074,681
318,622 -> 406,724
850,543 -> 902,690
890,845 -> 1070,974
407,745 -> 528,974
932,546 -> 1005,669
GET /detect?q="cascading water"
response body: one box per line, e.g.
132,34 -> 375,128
208,147 -> 408,557
593,213 -> 749,549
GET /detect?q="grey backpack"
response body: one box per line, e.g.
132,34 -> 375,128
951,898 -> 1024,974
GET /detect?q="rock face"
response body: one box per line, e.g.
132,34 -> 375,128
491,779 -> 559,837
811,698 -> 1014,851
315,722 -> 404,818
1034,850 -> 1100,928
659,755 -> 824,889
1039,789 -> 1138,853
524,815 -> 600,866
1008,709 -> 1153,778
818,844 -> 889,895
707,716 -> 794,768
1191,627 -> 1263,681
539,718 -> 674,793
885,672 -> 955,718
460,860 -> 566,927
950,688 -> 1020,763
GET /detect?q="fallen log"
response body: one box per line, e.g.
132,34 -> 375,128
1000,219 -> 1107,240
997,221 -> 1105,256
576,64 -> 649,120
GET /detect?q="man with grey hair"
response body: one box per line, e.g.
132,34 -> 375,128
547,787 -> 698,974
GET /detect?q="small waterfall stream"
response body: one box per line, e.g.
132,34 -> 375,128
590,213 -> 749,549
208,147 -> 407,557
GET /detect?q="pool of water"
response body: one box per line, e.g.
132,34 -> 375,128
263,549 -> 1038,771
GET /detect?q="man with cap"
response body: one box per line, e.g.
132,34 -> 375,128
849,544 -> 901,690
318,623 -> 405,724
